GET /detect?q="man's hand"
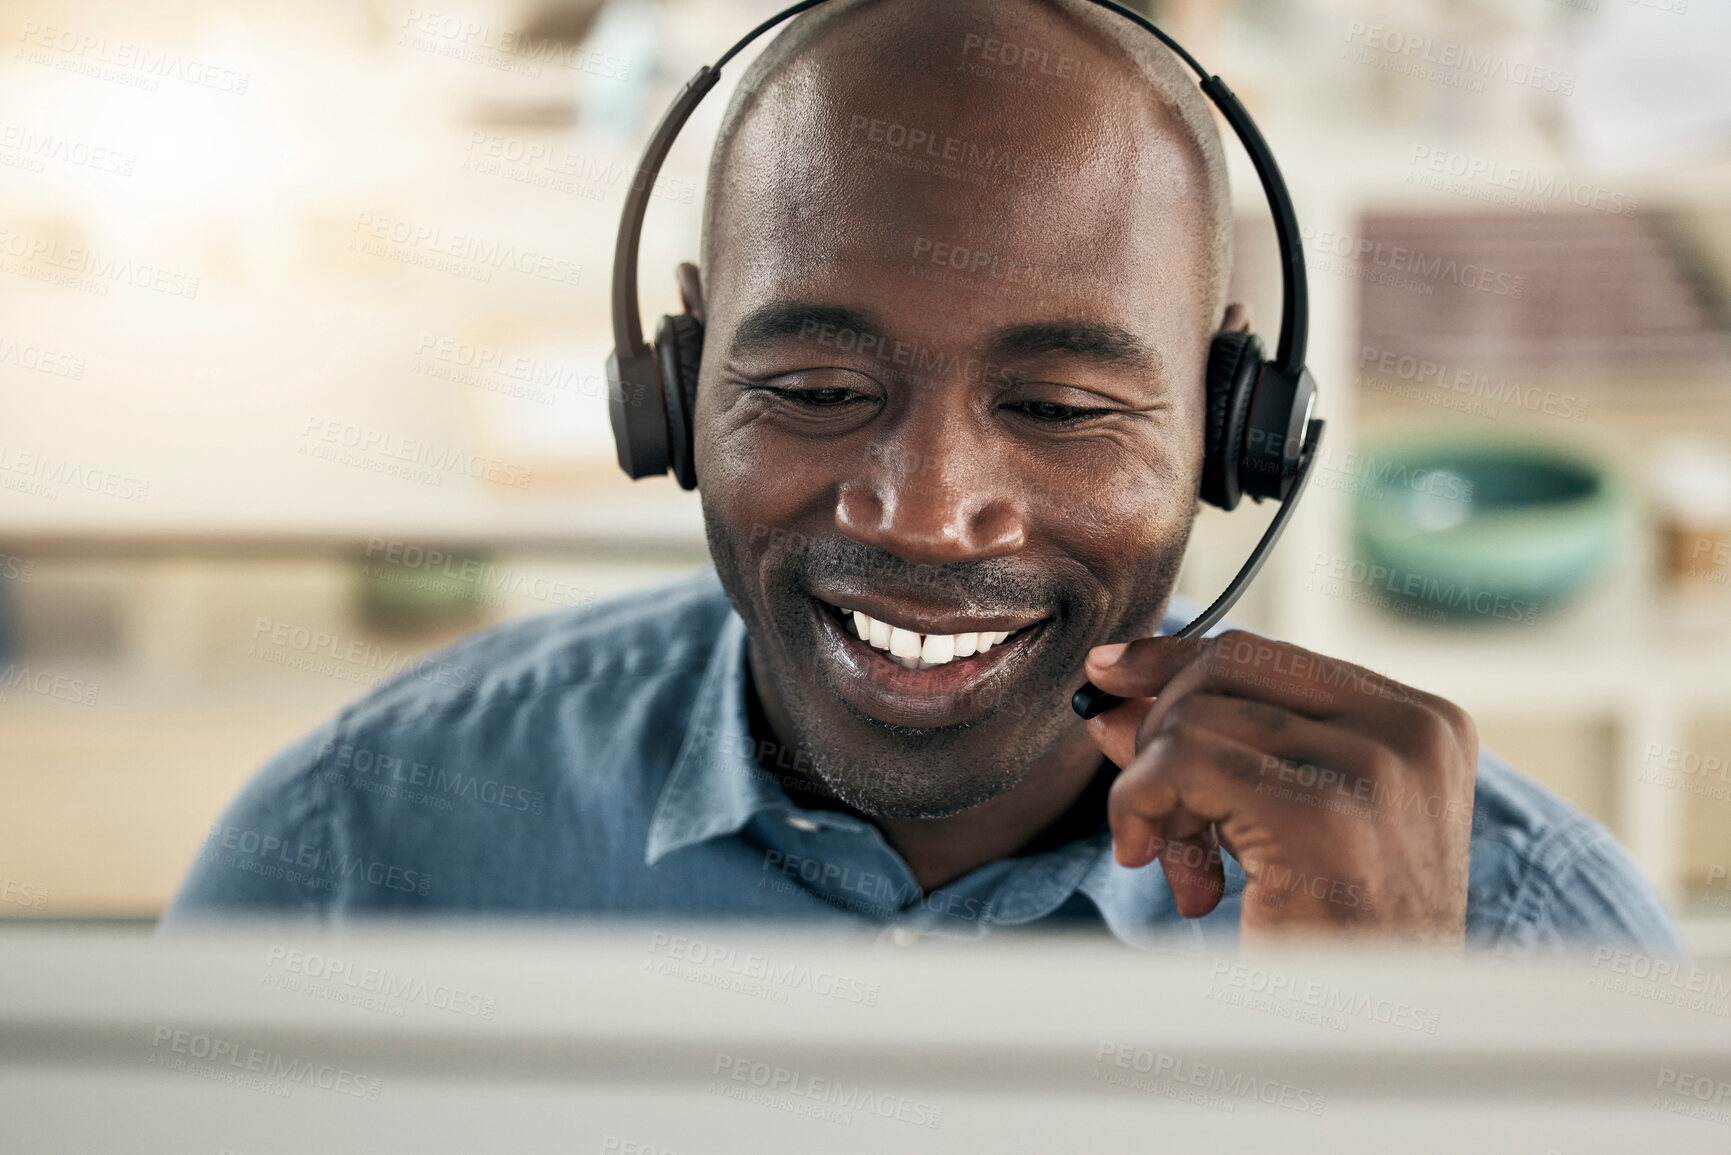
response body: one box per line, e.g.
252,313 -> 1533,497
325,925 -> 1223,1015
1082,631 -> 1478,945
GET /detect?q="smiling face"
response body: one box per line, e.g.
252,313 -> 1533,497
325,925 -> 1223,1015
694,0 -> 1226,818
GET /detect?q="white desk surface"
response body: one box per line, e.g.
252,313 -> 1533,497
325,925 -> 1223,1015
3,923 -> 1730,1153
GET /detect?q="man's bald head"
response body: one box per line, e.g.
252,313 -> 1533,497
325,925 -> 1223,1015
699,0 -> 1233,328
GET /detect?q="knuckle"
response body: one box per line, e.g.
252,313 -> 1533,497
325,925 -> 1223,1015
1144,721 -> 1202,766
1402,706 -> 1460,767
1244,698 -> 1289,733
1363,744 -> 1407,785
1162,694 -> 1202,727
1439,697 -> 1477,748
1223,744 -> 1267,785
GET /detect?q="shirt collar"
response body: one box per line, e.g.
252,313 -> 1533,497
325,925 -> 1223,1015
644,612 -> 785,865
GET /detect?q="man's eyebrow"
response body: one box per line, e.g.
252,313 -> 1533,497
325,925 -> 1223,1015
985,321 -> 1165,376
728,301 -> 888,357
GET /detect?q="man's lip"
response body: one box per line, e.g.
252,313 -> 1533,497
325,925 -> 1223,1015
808,591 -> 1046,636
808,597 -> 1047,724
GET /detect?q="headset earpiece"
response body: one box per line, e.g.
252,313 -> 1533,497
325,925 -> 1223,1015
1201,330 -> 1263,511
654,311 -> 704,491
1200,329 -> 1316,512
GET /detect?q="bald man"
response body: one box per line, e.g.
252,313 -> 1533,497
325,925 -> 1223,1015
168,0 -> 1679,953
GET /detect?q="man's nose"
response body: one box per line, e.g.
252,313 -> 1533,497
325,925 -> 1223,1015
834,436 -> 1029,567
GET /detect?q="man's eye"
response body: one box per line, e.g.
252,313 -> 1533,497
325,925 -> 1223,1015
772,386 -> 862,407
751,368 -> 879,411
1007,399 -> 1111,423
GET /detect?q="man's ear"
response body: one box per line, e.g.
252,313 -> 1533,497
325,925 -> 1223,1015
1219,301 -> 1252,335
677,262 -> 706,326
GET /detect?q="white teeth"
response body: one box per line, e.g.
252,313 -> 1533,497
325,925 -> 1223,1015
836,606 -> 1021,670
920,632 -> 954,664
868,616 -> 891,649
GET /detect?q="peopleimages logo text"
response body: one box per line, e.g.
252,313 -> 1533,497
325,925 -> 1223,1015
198,822 -> 432,896
1301,226 -> 1523,297
1342,21 -> 1575,95
300,416 -> 534,489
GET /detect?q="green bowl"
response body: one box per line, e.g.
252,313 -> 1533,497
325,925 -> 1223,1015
354,550 -> 492,633
1350,439 -> 1622,624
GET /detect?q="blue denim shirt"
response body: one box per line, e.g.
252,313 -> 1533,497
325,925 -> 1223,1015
165,569 -> 1682,953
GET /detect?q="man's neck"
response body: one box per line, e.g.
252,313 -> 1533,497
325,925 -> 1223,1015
744,675 -> 1114,892
871,731 -> 1114,890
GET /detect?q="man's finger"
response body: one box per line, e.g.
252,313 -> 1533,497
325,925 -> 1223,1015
1084,694 -> 1155,768
1084,635 -> 1207,700
1141,692 -> 1387,793
1156,810 -> 1226,919
1107,713 -> 1264,861
1108,723 -> 1252,920
1106,629 -> 1418,723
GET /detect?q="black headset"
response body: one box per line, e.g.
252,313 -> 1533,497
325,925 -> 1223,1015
605,0 -> 1325,721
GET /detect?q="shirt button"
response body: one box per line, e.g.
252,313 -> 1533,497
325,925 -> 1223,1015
785,814 -> 819,833
890,927 -> 920,947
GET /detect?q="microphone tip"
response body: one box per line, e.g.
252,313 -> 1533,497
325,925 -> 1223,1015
1071,683 -> 1124,720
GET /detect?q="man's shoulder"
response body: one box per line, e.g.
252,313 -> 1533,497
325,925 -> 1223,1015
1467,751 -> 1681,954
164,568 -> 741,922
340,565 -> 736,732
